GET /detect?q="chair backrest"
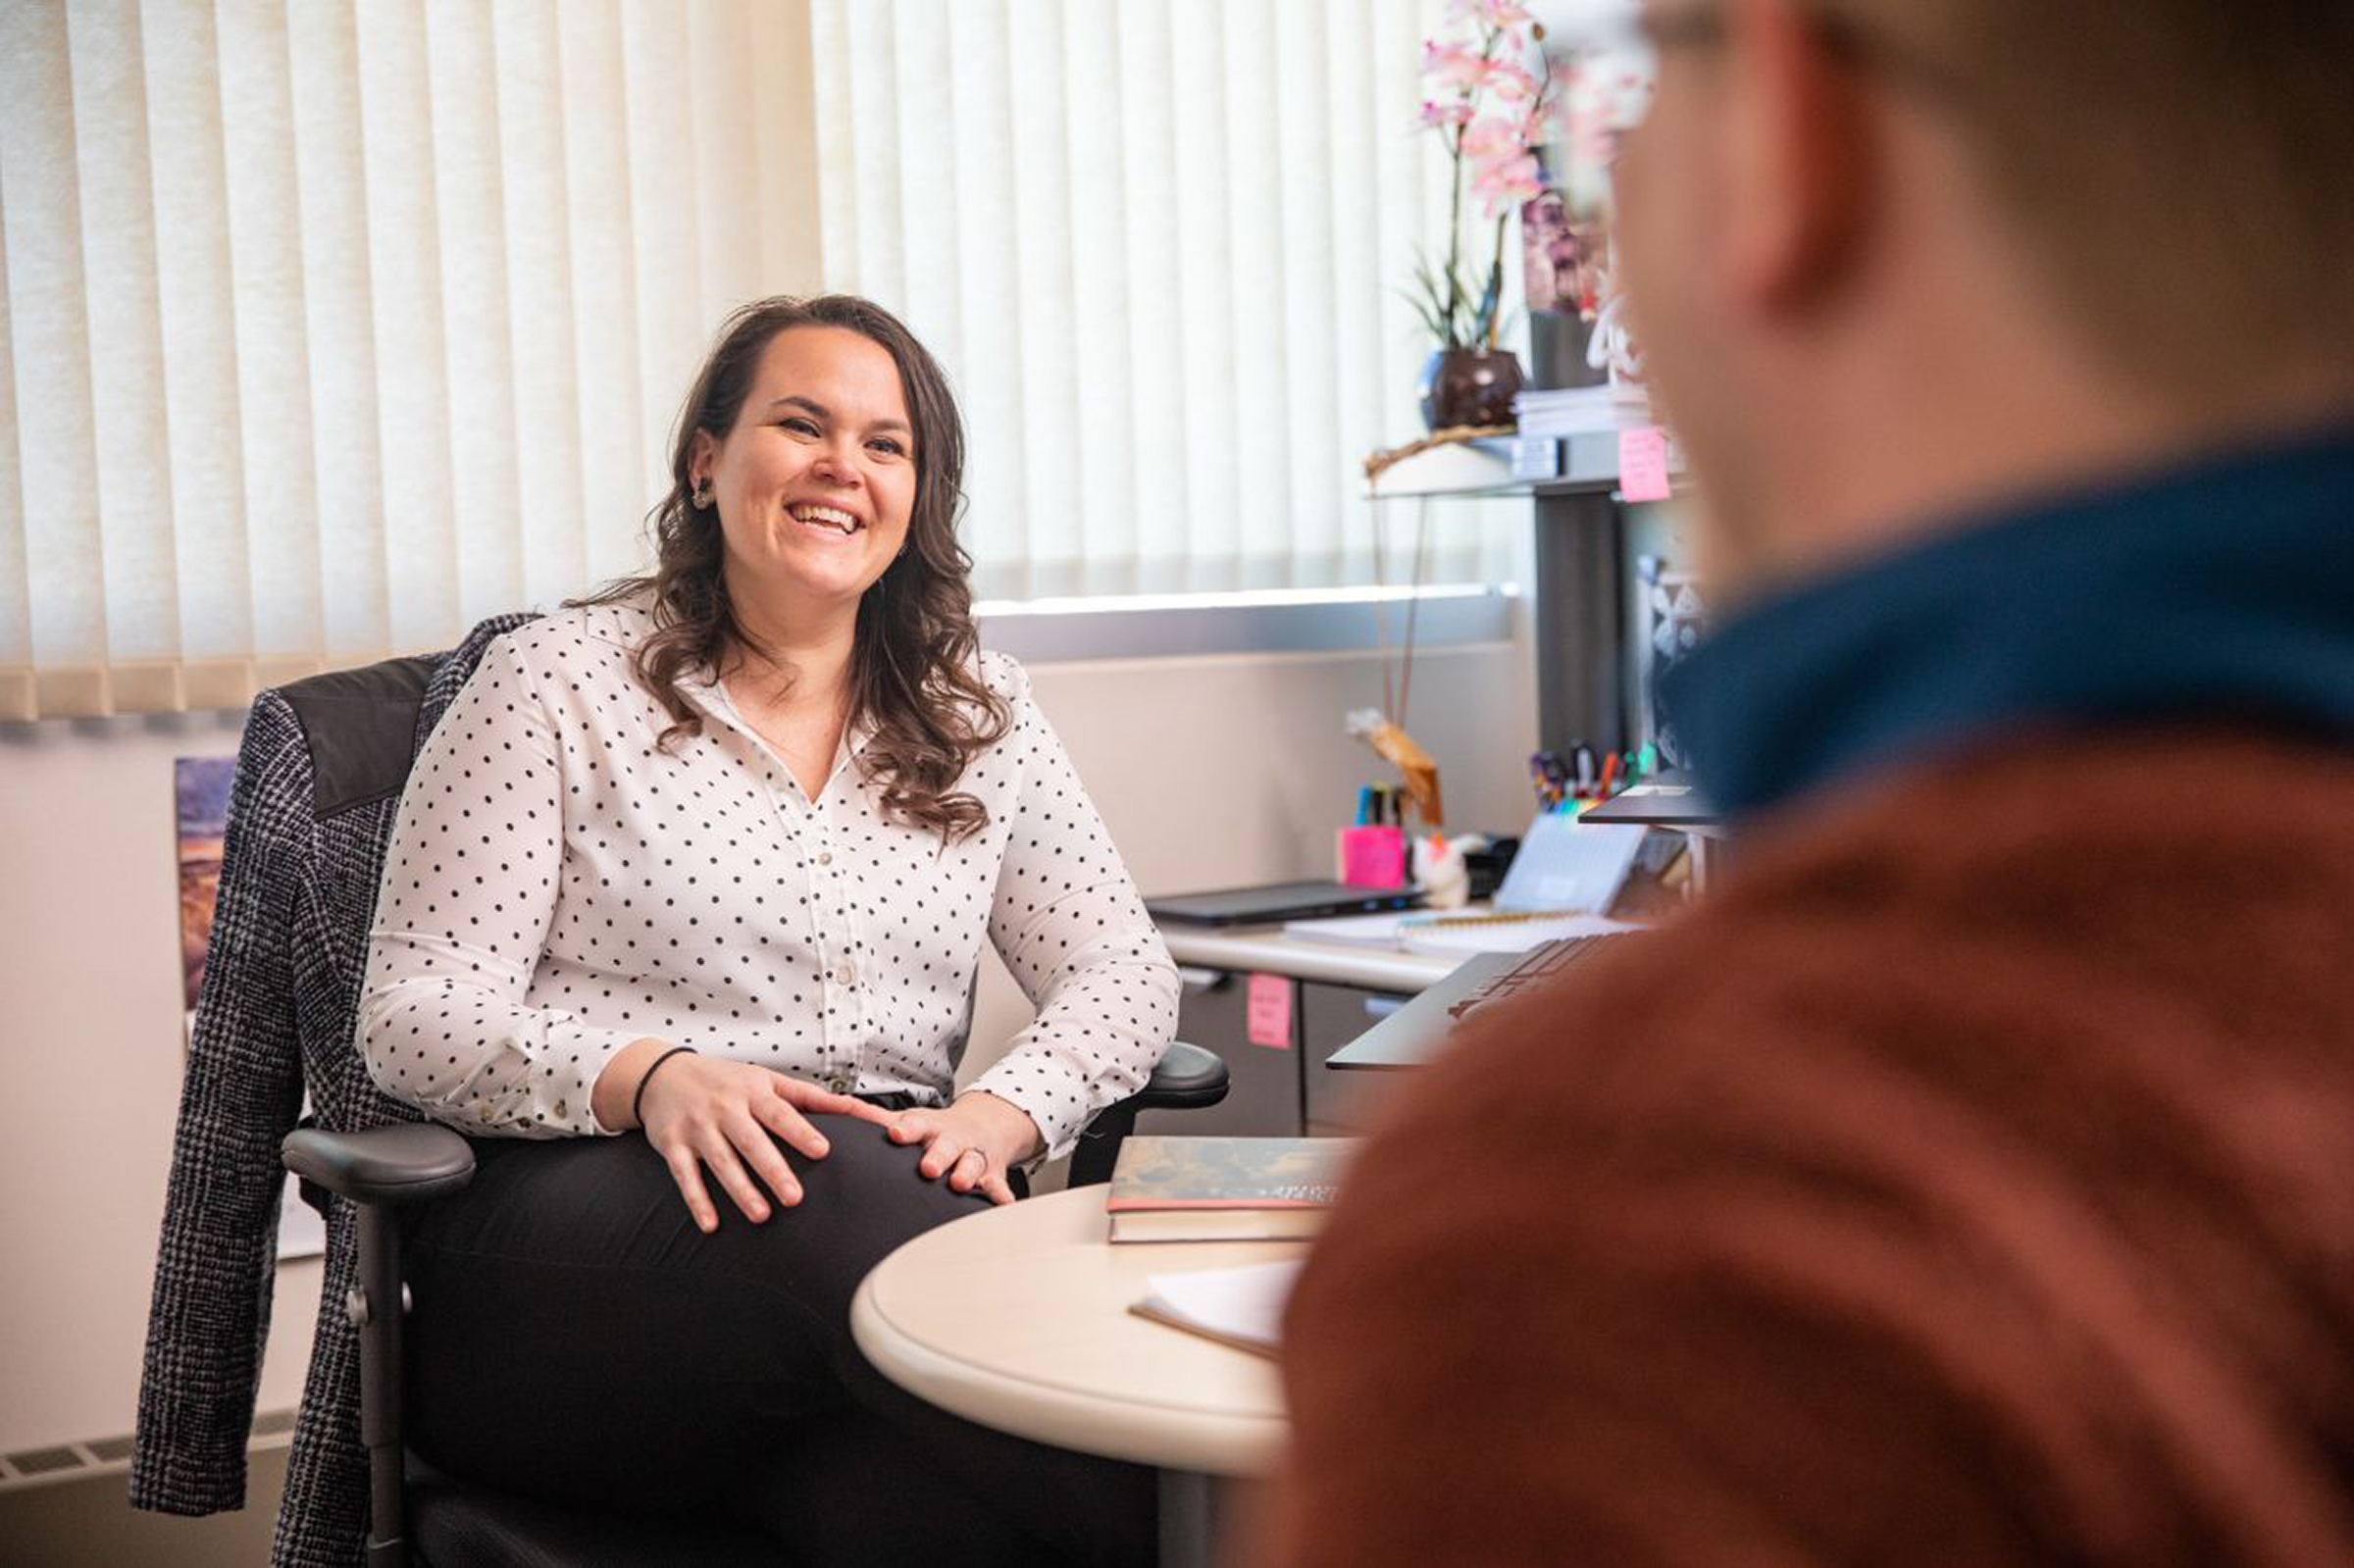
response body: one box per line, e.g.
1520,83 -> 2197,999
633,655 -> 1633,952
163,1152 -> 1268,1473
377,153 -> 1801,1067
277,654 -> 439,1023
280,655 -> 440,812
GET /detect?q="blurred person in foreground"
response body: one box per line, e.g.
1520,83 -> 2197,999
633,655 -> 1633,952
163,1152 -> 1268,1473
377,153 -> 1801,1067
1269,1 -> 2354,1563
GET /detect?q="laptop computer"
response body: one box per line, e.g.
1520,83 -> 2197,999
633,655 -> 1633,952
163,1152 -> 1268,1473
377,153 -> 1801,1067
1147,880 -> 1425,928
1325,933 -> 1633,1071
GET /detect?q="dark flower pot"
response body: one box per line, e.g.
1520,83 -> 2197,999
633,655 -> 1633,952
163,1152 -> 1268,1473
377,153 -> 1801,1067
1418,347 -> 1525,432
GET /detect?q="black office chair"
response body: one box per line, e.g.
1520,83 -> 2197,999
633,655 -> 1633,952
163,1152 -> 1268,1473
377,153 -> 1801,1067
140,615 -> 1227,1568
286,1046 -> 1228,1567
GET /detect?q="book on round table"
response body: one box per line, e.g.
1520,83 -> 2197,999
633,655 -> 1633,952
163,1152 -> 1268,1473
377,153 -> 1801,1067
1103,1136 -> 1361,1243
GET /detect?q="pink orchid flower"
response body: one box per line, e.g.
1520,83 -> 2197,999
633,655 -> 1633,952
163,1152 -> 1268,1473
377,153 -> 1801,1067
1486,59 -> 1542,103
1418,99 -> 1477,128
1471,150 -> 1546,217
1420,38 -> 1490,92
1447,0 -> 1534,28
1459,115 -> 1524,162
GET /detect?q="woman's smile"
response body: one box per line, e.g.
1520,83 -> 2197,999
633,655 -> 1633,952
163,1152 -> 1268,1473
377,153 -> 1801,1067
786,501 -> 864,537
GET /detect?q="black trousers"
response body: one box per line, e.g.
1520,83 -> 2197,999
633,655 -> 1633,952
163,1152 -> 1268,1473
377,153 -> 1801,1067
402,1112 -> 1155,1566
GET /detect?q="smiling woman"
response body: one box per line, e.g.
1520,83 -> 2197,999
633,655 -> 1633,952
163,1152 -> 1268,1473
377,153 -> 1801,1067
355,293 -> 1178,1562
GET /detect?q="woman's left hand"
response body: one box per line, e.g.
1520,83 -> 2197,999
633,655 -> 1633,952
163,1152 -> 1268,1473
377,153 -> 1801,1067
887,1091 -> 1042,1206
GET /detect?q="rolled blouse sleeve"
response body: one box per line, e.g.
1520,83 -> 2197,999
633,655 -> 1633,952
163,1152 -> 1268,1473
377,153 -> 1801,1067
357,632 -> 636,1138
967,658 -> 1181,1162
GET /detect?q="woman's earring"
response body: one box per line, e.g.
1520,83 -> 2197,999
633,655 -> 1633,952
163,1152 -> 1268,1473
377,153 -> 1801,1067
691,478 -> 714,511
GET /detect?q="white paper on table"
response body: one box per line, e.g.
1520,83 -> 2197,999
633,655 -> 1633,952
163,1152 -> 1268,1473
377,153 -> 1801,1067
1134,1259 -> 1306,1355
1280,911 -> 1412,947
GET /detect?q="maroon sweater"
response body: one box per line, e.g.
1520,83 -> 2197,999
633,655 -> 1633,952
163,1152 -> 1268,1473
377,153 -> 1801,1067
1269,727 -> 2354,1565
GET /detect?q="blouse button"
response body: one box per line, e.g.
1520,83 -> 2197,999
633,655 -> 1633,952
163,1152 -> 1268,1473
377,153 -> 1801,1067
816,850 -> 833,866
835,964 -> 855,986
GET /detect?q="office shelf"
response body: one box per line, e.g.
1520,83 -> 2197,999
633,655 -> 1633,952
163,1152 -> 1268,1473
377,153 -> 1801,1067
1355,389 -> 1688,759
1363,391 -> 1685,502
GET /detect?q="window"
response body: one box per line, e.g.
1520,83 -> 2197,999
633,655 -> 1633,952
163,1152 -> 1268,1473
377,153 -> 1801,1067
0,0 -> 1512,718
810,0 -> 1519,602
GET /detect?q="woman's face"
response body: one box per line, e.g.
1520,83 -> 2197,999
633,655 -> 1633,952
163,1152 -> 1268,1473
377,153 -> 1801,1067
692,325 -> 918,626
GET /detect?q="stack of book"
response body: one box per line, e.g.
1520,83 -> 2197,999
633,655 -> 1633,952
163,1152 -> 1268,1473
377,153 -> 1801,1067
1103,1136 -> 1357,1243
1510,383 -> 1679,488
1512,382 -> 1633,438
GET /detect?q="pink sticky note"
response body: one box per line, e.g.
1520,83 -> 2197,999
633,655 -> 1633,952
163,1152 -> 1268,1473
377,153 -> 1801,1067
1618,425 -> 1672,502
1338,825 -> 1407,888
1247,973 -> 1296,1050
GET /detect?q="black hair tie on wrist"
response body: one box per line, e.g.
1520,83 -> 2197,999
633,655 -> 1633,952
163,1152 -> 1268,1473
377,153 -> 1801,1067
632,1045 -> 697,1128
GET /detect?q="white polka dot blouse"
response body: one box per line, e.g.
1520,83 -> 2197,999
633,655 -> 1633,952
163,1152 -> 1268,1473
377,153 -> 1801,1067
356,601 -> 1181,1162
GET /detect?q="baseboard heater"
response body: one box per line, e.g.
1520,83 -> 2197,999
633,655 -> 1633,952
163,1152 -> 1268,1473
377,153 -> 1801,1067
0,1409 -> 296,1492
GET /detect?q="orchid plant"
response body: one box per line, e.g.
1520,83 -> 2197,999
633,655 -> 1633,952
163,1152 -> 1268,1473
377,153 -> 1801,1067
1410,0 -> 1559,354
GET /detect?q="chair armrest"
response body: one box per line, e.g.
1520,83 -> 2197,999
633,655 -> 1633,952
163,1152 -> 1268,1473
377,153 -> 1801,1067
1129,1040 -> 1229,1112
281,1123 -> 477,1206
1064,1042 -> 1230,1189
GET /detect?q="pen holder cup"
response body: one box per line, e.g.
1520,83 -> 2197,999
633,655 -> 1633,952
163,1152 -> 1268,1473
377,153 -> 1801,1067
1463,836 -> 1518,901
1336,825 -> 1407,889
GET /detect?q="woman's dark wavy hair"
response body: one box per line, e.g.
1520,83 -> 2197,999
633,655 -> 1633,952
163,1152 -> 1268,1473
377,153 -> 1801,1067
576,294 -> 1008,841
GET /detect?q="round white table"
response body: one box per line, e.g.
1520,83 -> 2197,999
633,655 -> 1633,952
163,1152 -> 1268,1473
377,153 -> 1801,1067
851,1184 -> 1305,1563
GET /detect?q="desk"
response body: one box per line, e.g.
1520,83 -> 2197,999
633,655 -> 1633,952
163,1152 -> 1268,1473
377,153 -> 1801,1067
1160,925 -> 1459,995
851,1185 -> 1302,1564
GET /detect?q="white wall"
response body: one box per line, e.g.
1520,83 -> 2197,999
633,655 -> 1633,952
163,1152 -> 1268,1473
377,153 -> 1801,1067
0,707 -> 325,1454
0,635 -> 1532,1453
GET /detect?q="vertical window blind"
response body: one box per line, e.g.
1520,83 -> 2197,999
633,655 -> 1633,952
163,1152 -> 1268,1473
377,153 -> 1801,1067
810,0 -> 1521,603
0,0 -> 817,718
1,0 -> 1518,718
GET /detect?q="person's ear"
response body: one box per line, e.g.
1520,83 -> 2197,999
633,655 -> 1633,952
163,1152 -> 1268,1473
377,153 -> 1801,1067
691,430 -> 719,486
1718,0 -> 1875,317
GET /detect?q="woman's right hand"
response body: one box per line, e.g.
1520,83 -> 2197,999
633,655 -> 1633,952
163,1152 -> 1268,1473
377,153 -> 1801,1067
611,1046 -> 897,1233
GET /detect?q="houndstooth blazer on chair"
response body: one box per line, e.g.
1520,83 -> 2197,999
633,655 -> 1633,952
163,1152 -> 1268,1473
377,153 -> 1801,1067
132,614 -> 536,1567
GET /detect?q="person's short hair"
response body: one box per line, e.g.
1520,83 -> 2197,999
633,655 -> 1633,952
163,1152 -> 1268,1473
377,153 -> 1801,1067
1841,0 -> 2354,403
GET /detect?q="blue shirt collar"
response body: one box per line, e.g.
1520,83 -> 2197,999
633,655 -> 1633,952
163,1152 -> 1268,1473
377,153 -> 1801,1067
1660,429 -> 2354,821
